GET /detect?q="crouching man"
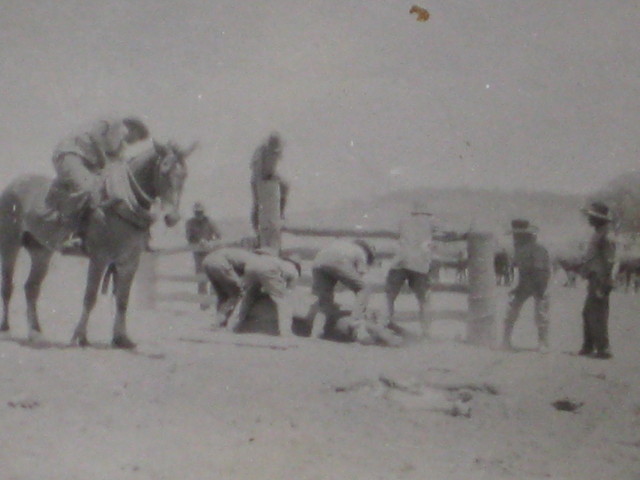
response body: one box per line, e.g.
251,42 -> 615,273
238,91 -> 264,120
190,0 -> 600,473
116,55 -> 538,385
204,247 -> 301,336
228,248 -> 302,338
202,247 -> 254,329
307,239 -> 376,341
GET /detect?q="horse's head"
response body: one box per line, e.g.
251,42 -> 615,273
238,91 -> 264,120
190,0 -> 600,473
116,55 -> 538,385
151,140 -> 194,227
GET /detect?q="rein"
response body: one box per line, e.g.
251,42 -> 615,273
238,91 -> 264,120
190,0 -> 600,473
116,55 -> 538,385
106,152 -> 165,230
127,166 -> 154,211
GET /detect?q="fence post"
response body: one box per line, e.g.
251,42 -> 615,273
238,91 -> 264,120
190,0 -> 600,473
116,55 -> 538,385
256,179 -> 282,252
136,251 -> 157,310
465,232 -> 496,346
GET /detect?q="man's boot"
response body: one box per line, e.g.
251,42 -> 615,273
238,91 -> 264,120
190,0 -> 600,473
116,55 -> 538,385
501,320 -> 515,351
538,326 -> 549,354
60,202 -> 107,255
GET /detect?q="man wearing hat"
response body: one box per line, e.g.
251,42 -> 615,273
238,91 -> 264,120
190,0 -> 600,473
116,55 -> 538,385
186,201 -> 222,308
307,239 -> 376,341
501,219 -> 551,353
46,116 -> 150,248
578,202 -> 618,359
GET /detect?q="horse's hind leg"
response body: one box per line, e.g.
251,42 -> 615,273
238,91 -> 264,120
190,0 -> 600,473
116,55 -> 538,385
1,244 -> 19,333
70,259 -> 106,347
24,241 -> 53,342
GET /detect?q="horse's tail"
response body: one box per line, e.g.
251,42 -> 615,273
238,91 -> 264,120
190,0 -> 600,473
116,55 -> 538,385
101,264 -> 116,295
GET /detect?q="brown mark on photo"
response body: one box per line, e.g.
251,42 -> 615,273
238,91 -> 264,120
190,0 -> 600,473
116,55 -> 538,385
410,5 -> 430,22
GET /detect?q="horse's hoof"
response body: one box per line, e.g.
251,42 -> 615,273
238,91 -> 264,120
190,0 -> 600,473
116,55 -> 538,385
28,330 -> 45,344
70,332 -> 90,348
112,336 -> 137,350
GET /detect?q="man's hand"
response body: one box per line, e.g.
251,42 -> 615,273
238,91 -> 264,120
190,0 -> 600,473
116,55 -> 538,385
93,207 -> 106,224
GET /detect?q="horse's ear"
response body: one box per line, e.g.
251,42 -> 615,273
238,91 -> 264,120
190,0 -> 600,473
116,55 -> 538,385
153,140 -> 166,156
181,141 -> 199,159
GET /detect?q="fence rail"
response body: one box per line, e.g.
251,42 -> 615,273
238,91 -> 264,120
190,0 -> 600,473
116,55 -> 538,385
136,178 -> 496,346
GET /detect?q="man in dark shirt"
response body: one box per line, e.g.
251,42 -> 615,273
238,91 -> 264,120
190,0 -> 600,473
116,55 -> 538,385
185,202 -> 222,309
578,202 -> 617,359
501,219 -> 551,353
250,133 -> 290,236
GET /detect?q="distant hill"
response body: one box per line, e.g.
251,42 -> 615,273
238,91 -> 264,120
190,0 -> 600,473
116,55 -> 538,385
285,187 -> 587,247
198,187 -> 588,255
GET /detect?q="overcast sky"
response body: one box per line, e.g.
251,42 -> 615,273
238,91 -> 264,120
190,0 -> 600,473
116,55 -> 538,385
1,0 -> 639,219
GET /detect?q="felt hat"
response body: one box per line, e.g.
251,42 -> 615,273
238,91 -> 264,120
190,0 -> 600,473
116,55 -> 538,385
506,219 -> 539,234
353,239 -> 376,265
254,246 -> 278,256
581,201 -> 613,222
281,252 -> 303,275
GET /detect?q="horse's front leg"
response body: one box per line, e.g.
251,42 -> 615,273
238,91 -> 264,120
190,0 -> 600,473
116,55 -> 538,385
70,259 -> 107,347
111,262 -> 138,349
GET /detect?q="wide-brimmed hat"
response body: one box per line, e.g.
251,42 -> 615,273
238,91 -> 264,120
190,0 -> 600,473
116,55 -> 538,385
506,219 -> 539,234
581,201 -> 613,222
254,246 -> 278,256
281,252 -> 302,275
410,199 -> 433,215
353,239 -> 376,265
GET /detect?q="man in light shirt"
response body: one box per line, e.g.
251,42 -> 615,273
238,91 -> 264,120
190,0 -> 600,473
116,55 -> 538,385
385,200 -> 434,338
202,247 -> 254,328
385,200 -> 465,339
307,239 -> 376,340
228,248 -> 301,338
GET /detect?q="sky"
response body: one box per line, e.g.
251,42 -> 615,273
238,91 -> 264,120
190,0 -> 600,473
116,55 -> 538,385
1,0 -> 639,220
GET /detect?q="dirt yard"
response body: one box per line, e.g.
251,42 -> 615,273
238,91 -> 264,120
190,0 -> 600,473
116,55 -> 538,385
2,254 -> 640,480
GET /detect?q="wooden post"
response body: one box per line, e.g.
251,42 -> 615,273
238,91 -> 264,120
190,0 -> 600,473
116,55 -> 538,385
256,179 -> 282,252
135,251 -> 157,310
465,232 -> 496,346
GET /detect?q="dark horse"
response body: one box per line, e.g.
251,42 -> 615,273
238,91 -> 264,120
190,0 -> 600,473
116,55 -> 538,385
0,141 -> 192,348
494,249 -> 514,286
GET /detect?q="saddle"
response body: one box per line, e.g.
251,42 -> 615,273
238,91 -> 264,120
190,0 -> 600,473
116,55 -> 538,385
41,163 -> 155,250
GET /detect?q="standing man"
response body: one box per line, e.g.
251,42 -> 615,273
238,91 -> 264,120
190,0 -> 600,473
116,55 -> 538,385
46,116 -> 150,248
501,219 -> 551,353
385,200 -> 434,338
578,202 -> 617,359
307,239 -> 376,341
186,201 -> 222,309
228,248 -> 301,338
250,132 -> 290,236
202,247 -> 254,328
385,199 -> 467,339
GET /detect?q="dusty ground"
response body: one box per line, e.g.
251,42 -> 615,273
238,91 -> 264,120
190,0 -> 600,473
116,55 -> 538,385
2,254 -> 640,480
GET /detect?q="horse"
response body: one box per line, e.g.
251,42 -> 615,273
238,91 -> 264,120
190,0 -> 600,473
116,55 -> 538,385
494,249 -> 514,286
554,256 -> 582,287
0,141 -> 193,349
616,255 -> 640,293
